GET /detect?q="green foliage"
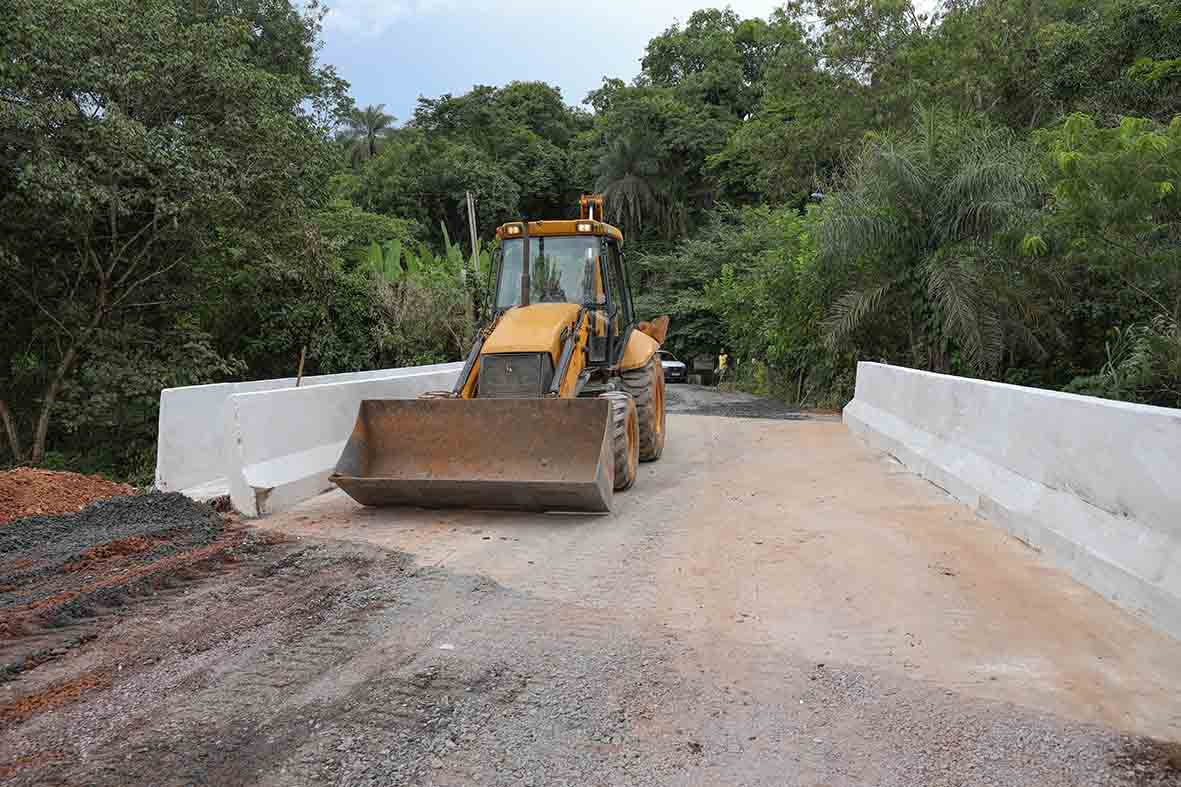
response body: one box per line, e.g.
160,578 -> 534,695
1065,316 -> 1181,405
343,104 -> 396,165
1036,114 -> 1181,265
703,207 -> 854,405
818,108 -> 1046,375
0,0 -> 346,470
7,0 -> 1181,480
373,245 -> 475,366
366,239 -> 405,281
351,82 -> 590,250
1033,112 -> 1181,406
1035,0 -> 1181,123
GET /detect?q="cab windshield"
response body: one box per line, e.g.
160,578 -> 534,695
495,236 -> 603,310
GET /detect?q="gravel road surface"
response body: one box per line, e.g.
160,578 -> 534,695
2,386 -> 1179,785
664,382 -> 828,419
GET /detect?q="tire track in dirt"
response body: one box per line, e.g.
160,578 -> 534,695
3,527 -> 1179,786
0,494 -> 274,698
4,546 -> 522,785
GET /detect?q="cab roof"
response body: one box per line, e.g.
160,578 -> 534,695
494,219 -> 624,245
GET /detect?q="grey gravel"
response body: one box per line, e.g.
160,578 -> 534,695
0,492 -> 222,595
1,538 -> 1177,786
665,383 -> 828,420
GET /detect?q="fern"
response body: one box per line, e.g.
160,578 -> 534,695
822,282 -> 895,347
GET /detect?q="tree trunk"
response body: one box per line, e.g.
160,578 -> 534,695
0,398 -> 23,463
30,275 -> 108,465
30,344 -> 80,465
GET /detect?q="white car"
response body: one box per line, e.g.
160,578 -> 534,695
658,350 -> 687,383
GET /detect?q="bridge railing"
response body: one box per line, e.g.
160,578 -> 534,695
845,361 -> 1181,640
155,362 -> 462,515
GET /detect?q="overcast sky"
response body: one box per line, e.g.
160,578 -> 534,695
318,0 -> 786,121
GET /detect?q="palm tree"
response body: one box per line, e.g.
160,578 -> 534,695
595,135 -> 663,237
819,106 -> 1045,374
344,104 -> 396,165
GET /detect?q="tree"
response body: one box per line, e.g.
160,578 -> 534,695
1033,113 -> 1181,405
788,0 -> 940,127
595,135 -> 663,236
819,107 -> 1046,374
702,206 -> 849,404
706,9 -> 868,204
0,0 -> 344,464
1034,0 -> 1181,125
641,8 -> 776,119
344,103 -> 396,165
353,132 -> 523,245
347,82 -> 590,250
589,86 -> 732,239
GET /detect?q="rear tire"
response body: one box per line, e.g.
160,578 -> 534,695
599,392 -> 638,492
620,356 -> 666,462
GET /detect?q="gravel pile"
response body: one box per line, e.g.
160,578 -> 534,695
0,493 -> 223,607
0,492 -> 230,662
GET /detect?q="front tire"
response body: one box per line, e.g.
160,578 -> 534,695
620,356 -> 666,462
599,392 -> 638,491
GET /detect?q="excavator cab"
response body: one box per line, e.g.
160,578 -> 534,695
331,195 -> 668,513
490,221 -> 633,375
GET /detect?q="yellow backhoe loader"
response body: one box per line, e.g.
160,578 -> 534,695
330,195 -> 669,513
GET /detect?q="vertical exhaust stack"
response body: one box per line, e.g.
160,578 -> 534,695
579,194 -> 605,222
331,398 -> 616,513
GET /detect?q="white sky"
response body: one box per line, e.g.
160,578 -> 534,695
322,1 -> 786,36
318,1 -> 944,118
319,1 -> 786,117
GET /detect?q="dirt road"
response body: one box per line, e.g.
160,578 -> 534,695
2,386 -> 1180,785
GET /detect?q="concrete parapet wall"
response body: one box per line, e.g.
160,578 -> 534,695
155,363 -> 460,499
224,365 -> 462,517
844,361 -> 1181,640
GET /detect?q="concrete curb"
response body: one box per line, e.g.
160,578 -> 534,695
844,362 -> 1181,640
154,363 -> 461,508
223,365 -> 463,517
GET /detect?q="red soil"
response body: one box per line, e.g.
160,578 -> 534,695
0,468 -> 134,525
0,672 -> 111,727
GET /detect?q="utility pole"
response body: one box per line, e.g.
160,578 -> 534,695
465,191 -> 480,276
464,191 -> 479,328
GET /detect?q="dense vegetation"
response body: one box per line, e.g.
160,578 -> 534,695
2,0 -> 1179,480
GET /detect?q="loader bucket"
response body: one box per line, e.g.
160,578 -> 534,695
331,398 -> 615,513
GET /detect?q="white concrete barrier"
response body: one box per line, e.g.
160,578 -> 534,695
155,363 -> 460,498
224,364 -> 462,517
844,361 -> 1181,639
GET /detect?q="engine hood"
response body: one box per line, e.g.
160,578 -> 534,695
482,303 -> 582,361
